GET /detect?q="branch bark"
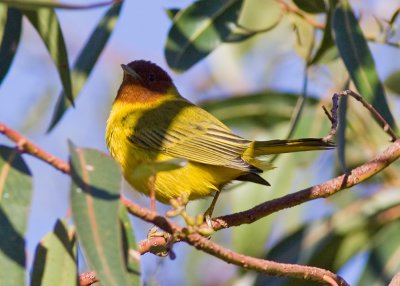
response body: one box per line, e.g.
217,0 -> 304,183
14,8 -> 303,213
121,197 -> 349,286
1,89 -> 398,286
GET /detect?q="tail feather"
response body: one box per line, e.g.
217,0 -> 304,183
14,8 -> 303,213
235,173 -> 271,186
252,138 -> 334,156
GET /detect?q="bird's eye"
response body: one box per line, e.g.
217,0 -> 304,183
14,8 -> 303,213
147,73 -> 156,82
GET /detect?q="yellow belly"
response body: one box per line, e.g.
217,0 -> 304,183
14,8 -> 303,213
122,151 -> 241,204
105,100 -> 244,204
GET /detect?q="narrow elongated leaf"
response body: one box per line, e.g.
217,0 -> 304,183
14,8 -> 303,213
384,70 -> 400,95
69,144 -> 128,286
357,221 -> 400,285
31,220 -> 77,286
119,206 -> 140,285
254,227 -> 308,286
337,94 -> 348,173
165,8 -> 180,20
293,0 -> 326,14
309,5 -> 338,65
200,90 -> 318,128
165,0 -> 244,72
22,8 -> 73,104
47,3 -> 123,132
0,146 -> 32,286
332,1 -> 396,128
0,6 -> 22,85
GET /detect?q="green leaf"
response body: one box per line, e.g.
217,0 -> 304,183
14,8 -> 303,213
384,70 -> 400,95
309,4 -> 338,65
292,14 -> 315,60
22,7 -> 73,104
389,7 -> 400,26
165,0 -> 244,72
47,2 -> 123,132
357,221 -> 400,285
0,146 -> 32,286
337,94 -> 348,173
200,90 -> 319,128
165,8 -> 180,20
31,220 -> 77,286
69,143 -> 129,286
293,0 -> 327,14
132,158 -> 187,179
254,227 -> 308,286
332,1 -> 396,128
0,5 -> 22,85
119,206 -> 140,285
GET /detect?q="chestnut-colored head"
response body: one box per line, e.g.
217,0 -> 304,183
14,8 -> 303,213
116,60 -> 176,103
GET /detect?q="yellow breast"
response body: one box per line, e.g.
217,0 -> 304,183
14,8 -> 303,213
106,100 -> 242,204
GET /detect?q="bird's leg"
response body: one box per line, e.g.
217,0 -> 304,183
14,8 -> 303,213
167,195 -> 214,237
204,191 -> 221,228
149,175 -> 156,211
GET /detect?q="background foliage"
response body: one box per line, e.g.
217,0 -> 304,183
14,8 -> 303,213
0,0 -> 400,285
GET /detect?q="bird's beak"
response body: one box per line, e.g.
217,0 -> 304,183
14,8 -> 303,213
121,64 -> 141,80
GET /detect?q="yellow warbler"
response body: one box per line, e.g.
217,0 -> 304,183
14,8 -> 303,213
106,60 -> 333,216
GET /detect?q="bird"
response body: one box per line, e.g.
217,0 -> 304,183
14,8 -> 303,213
106,60 -> 334,220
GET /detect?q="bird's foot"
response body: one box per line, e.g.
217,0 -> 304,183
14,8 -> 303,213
167,195 -> 214,237
146,226 -> 176,259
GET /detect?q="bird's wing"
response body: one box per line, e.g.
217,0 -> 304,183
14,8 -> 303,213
128,109 -> 259,172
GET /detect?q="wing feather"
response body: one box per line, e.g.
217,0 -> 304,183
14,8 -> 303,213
128,108 -> 259,172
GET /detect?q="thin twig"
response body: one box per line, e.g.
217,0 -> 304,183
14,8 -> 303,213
0,122 -> 349,286
342,90 -> 398,141
79,271 -> 97,286
275,0 -> 324,29
275,0 -> 400,48
0,123 -> 69,173
121,198 -> 349,286
1,89 -> 398,286
212,138 -> 400,230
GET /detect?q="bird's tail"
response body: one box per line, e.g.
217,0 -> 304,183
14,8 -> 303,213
250,138 -> 335,157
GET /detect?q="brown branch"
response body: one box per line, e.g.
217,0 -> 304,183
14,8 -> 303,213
212,138 -> 400,230
1,89 -> 398,286
79,271 -> 97,286
389,272 -> 400,286
276,0 -> 325,29
341,90 -> 398,142
0,123 -> 69,173
121,198 -> 349,286
275,0 -> 400,48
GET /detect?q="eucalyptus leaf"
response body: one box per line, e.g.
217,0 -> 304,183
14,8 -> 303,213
47,2 -> 123,132
357,221 -> 400,285
0,6 -> 22,85
119,206 -> 140,285
0,146 -> 32,286
69,143 -> 129,286
31,220 -> 77,286
23,7 -> 73,104
165,0 -> 244,72
384,70 -> 400,95
332,1 -> 396,128
309,4 -> 338,65
201,90 -> 319,128
165,8 -> 180,20
293,0 -> 327,14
